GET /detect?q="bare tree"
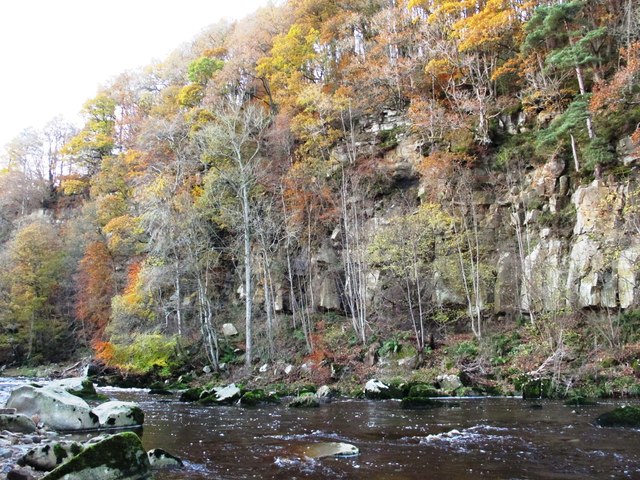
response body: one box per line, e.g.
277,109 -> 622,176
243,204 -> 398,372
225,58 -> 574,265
197,100 -> 270,366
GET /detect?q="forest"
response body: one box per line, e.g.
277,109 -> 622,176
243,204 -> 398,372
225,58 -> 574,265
1,0 -> 639,398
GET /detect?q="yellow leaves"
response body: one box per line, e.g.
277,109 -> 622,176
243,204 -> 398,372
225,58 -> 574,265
177,84 -> 205,108
425,58 -> 459,78
102,215 -> 144,256
96,194 -> 128,227
454,0 -> 514,53
60,176 -> 89,196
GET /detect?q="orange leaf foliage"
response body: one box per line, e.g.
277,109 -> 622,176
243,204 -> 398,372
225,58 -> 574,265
93,340 -> 115,364
76,241 -> 114,343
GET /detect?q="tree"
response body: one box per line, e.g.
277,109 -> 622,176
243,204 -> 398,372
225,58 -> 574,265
0,218 -> 68,363
197,100 -> 270,367
369,202 -> 452,365
75,241 -> 115,345
62,93 -> 116,175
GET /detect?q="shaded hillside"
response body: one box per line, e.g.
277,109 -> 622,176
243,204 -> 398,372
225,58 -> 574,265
1,0 -> 640,396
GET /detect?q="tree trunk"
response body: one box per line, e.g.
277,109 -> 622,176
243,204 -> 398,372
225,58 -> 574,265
242,182 -> 253,367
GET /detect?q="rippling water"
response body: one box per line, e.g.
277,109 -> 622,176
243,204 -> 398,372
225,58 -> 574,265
2,379 -> 640,479
107,388 -> 640,479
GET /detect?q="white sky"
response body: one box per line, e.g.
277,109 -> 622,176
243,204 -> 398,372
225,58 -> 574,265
0,0 -> 271,149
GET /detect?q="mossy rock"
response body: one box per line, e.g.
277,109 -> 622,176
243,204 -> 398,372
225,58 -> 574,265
294,384 -> 317,396
564,396 -> 598,407
240,389 -> 280,406
288,394 -> 320,408
407,383 -> 440,398
364,379 -> 406,400
521,378 -> 553,400
42,432 -> 150,480
400,397 -> 445,409
179,387 -> 203,402
595,405 -> 640,428
148,383 -> 172,395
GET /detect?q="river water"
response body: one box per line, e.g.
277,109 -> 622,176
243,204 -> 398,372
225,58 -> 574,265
2,379 -> 639,479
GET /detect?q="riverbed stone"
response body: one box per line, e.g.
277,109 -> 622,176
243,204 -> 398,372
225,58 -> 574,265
41,432 -> 149,480
19,441 -> 84,471
436,375 -> 462,393
302,442 -> 359,459
0,414 -> 37,434
147,448 -> 183,469
199,383 -> 241,405
595,405 -> 640,428
92,401 -> 144,429
7,467 -> 36,480
364,379 -> 407,400
5,385 -> 99,431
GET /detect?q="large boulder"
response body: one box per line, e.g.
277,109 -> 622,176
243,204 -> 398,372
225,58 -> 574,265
42,432 -> 150,480
5,385 -> 99,431
19,441 -> 84,471
92,401 -> 144,429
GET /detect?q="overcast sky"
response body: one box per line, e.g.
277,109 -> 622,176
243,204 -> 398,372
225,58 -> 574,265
0,0 -> 271,150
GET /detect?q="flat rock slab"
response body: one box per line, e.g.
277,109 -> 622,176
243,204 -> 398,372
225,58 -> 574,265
303,442 -> 359,459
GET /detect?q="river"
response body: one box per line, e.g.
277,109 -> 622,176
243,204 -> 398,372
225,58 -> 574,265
2,378 -> 639,479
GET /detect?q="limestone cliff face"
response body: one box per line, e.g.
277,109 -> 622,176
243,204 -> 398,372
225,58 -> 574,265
284,124 -> 640,320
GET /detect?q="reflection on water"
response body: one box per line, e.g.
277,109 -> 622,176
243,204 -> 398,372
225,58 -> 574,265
2,378 -> 639,479
105,388 -> 640,480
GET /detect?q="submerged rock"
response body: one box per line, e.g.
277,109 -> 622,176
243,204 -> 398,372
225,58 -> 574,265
595,405 -> 640,428
303,442 -> 359,459
6,385 -> 99,431
41,432 -> 150,480
147,448 -> 184,469
92,401 -> 144,429
179,387 -> 203,402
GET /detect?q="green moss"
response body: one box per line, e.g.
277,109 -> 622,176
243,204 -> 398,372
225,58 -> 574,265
53,443 -> 69,464
240,389 -> 280,406
408,383 -> 440,398
595,405 -> 640,428
179,387 -> 203,402
42,432 -> 149,480
564,396 -> 598,407
288,394 -> 320,408
68,380 -> 109,402
521,378 -> 554,399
